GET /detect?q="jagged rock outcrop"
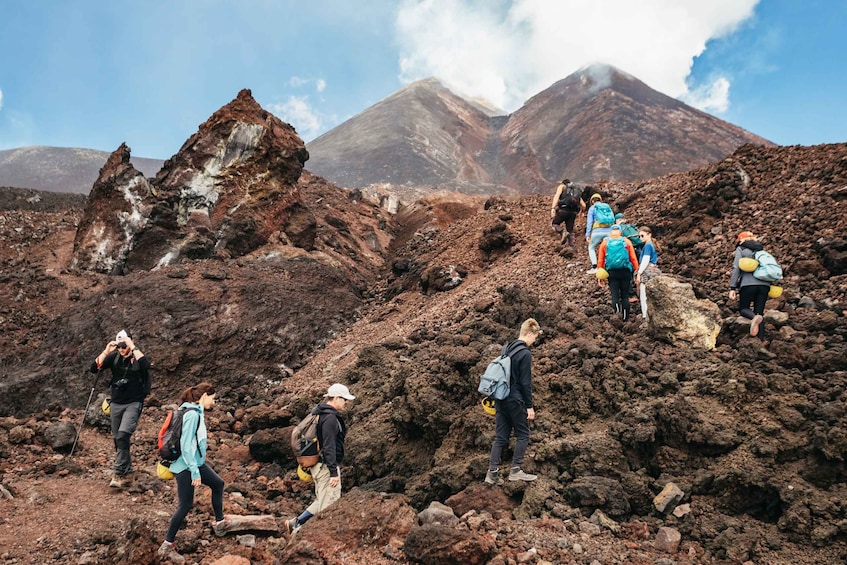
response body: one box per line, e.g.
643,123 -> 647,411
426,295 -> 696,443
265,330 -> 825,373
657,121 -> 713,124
71,89 -> 313,273
646,274 -> 722,349
71,143 -> 153,274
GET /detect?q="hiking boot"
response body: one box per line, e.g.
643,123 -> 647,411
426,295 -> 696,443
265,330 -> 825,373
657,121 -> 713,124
567,233 -> 575,248
213,518 -> 233,537
508,468 -> 538,482
109,474 -> 126,489
750,314 -> 763,337
586,267 -> 597,274
484,469 -> 504,486
157,541 -> 185,564
284,518 -> 300,537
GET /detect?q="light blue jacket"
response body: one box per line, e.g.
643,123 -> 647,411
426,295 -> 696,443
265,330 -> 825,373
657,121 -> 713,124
167,402 -> 207,480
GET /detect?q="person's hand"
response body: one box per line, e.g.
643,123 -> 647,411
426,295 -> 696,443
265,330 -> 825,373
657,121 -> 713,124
550,209 -> 556,219
526,408 -> 535,420
105,340 -> 117,354
329,476 -> 340,488
123,336 -> 135,350
191,477 -> 201,487
598,279 -> 606,287
635,274 -> 641,284
729,290 -> 737,301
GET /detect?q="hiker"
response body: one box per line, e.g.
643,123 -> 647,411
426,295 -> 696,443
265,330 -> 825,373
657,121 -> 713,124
615,212 -> 644,252
485,318 -> 542,485
550,178 -> 585,247
89,329 -> 150,489
585,193 -> 615,273
159,382 -> 231,563
597,225 -> 639,321
285,383 -> 355,536
729,231 -> 770,338
634,226 -> 661,324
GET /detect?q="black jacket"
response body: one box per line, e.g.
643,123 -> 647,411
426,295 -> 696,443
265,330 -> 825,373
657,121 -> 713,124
506,340 -> 533,409
89,352 -> 151,404
313,402 -> 347,477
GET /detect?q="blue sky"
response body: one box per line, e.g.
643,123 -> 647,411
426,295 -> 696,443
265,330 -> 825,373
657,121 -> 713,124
0,0 -> 844,159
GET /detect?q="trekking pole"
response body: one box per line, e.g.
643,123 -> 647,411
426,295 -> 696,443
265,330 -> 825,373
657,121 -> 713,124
69,370 -> 101,459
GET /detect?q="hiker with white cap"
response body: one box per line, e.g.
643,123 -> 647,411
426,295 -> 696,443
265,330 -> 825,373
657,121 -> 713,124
89,329 -> 151,488
284,383 -> 355,536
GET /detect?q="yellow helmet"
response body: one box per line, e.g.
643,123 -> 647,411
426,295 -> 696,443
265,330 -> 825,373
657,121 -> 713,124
101,397 -> 111,415
768,285 -> 783,298
738,257 -> 759,272
157,461 -> 174,480
481,398 -> 496,416
297,465 -> 313,482
596,268 -> 609,280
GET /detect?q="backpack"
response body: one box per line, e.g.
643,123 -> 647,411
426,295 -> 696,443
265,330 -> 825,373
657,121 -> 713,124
605,237 -> 632,270
157,407 -> 200,463
477,342 -> 526,401
619,223 -> 643,250
753,250 -> 783,282
558,184 -> 581,212
593,203 -> 614,227
291,413 -> 322,468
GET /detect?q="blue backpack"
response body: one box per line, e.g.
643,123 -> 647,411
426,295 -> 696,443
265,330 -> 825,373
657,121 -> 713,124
753,250 -> 783,282
605,238 -> 631,270
593,203 -> 615,227
478,342 -> 526,400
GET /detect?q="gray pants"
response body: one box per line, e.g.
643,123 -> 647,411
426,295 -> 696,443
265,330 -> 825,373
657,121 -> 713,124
110,400 -> 142,475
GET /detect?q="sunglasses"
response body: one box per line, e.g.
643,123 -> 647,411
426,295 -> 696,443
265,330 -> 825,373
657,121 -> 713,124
116,342 -> 129,349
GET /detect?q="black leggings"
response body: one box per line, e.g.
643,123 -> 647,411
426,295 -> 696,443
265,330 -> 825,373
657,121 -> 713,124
165,464 -> 224,542
738,285 -> 769,319
608,268 -> 633,320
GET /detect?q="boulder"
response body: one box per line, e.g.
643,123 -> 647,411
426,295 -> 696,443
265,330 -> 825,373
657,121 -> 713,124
646,275 -> 721,350
214,514 -> 278,537
404,523 -> 497,565
565,476 -> 631,517
653,482 -> 685,513
42,421 -> 77,452
655,526 -> 682,553
418,501 -> 459,526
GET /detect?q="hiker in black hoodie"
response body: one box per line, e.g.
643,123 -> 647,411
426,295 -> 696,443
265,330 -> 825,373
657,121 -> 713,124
729,231 -> 770,338
284,383 -> 355,535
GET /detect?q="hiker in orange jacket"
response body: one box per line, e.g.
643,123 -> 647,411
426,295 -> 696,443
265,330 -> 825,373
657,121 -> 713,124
597,225 -> 639,321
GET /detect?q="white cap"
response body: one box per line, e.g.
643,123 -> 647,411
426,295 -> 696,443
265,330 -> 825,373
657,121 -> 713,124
326,383 -> 355,400
116,329 -> 130,341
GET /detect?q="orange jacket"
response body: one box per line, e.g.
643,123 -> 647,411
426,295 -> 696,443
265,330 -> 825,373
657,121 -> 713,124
597,235 -> 639,271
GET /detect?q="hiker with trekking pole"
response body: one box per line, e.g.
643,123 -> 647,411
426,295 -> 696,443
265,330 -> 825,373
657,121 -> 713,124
86,329 -> 151,489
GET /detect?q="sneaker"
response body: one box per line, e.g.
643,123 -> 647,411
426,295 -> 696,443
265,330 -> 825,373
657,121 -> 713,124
750,314 -> 763,337
284,518 -> 300,537
508,468 -> 538,482
109,474 -> 125,489
586,267 -> 597,274
213,518 -> 233,537
157,541 -> 185,564
484,469 -> 504,486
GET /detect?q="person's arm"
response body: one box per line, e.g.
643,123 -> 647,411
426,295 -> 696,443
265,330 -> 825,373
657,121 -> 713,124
627,240 -> 639,271
320,413 -> 340,477
513,349 -> 533,409
597,239 -> 607,269
579,198 -> 586,214
551,185 -> 563,218
92,343 -> 118,372
729,248 -> 742,299
585,206 -> 594,238
180,409 -> 202,481
637,251 -> 651,277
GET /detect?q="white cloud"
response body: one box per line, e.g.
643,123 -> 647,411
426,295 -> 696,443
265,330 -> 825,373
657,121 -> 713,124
289,76 -> 328,94
268,96 -> 323,141
0,87 -> 4,111
395,0 -> 759,113
682,76 -> 730,113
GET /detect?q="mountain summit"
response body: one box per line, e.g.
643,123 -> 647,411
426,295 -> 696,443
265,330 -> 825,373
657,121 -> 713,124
307,65 -> 772,194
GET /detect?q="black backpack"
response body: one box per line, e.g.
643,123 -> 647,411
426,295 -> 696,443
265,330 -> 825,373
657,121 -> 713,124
157,407 -> 200,463
558,184 -> 581,212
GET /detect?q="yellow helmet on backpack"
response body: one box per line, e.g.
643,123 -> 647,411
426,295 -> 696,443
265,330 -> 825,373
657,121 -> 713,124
768,285 -> 783,298
101,397 -> 111,415
596,268 -> 609,280
157,461 -> 174,480
297,465 -> 313,482
738,257 -> 759,272
481,398 -> 496,416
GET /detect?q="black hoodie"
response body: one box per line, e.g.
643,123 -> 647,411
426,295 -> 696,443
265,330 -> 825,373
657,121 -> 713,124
312,402 -> 347,477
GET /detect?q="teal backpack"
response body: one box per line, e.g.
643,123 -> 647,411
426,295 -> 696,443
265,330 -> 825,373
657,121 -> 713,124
593,203 -> 615,227
605,238 -> 631,270
753,250 -> 783,282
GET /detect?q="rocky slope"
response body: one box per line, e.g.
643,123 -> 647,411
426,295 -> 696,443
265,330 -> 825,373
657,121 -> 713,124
0,88 -> 845,563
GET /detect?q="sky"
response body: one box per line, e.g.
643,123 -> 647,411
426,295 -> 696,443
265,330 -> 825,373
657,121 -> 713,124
0,0 -> 844,159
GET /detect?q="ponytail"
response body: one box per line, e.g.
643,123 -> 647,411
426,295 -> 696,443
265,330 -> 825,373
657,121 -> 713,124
178,382 -> 216,403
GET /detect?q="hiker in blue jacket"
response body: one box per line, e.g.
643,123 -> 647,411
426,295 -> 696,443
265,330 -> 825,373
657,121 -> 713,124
730,231 -> 770,338
159,382 -> 231,563
485,318 -> 542,485
585,194 -> 614,273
